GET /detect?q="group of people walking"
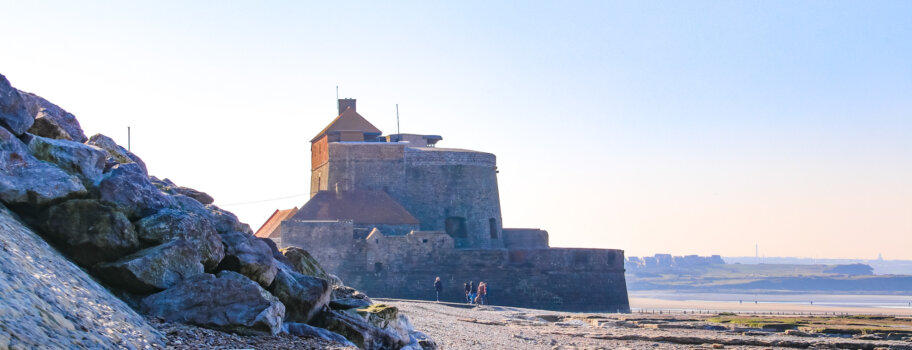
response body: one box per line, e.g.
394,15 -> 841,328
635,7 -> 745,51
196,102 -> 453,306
464,281 -> 487,305
432,277 -> 489,305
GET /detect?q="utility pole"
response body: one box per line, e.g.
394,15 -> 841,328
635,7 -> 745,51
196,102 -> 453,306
127,126 -> 131,151
396,104 -> 400,137
336,86 -> 339,114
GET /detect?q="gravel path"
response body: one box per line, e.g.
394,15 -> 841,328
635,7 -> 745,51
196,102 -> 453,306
381,299 -> 912,350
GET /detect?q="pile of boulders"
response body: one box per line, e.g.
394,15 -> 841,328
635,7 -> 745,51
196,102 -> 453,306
0,73 -> 435,350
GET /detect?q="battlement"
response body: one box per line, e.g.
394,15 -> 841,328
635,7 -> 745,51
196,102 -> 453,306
404,147 -> 496,167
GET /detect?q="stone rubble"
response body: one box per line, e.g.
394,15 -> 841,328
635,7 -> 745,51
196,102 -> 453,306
0,73 -> 437,349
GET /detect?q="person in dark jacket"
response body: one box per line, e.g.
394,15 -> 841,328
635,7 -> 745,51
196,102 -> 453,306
434,277 -> 442,302
468,281 -> 476,304
464,282 -> 470,303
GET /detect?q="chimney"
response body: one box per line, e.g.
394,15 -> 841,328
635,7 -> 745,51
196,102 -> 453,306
338,98 -> 356,114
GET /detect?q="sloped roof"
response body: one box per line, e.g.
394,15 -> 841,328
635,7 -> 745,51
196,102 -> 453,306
292,190 -> 419,225
311,107 -> 382,142
254,207 -> 299,239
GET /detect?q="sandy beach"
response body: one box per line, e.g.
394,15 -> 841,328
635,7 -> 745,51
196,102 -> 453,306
381,298 -> 912,349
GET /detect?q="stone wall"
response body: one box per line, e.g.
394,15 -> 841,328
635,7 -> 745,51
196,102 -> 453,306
503,228 -> 549,249
335,246 -> 629,312
401,148 -> 503,249
324,142 -> 407,196
281,219 -> 354,272
317,142 -> 504,249
277,221 -> 629,312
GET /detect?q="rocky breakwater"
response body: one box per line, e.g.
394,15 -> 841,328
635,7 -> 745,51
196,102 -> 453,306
0,73 -> 436,350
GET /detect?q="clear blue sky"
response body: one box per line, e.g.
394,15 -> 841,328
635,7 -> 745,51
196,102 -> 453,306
2,1 -> 910,259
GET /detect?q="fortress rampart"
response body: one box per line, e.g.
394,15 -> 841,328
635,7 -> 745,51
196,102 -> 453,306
263,98 -> 630,312
280,221 -> 629,312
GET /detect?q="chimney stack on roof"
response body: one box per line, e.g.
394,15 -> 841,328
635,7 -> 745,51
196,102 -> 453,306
338,98 -> 356,114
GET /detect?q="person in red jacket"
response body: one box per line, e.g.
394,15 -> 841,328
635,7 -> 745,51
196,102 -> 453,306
477,282 -> 487,305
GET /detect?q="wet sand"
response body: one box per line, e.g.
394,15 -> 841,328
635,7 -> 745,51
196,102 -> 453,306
630,297 -> 912,316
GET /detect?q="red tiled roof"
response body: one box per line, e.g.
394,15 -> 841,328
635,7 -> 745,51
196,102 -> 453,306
254,207 -> 299,238
292,190 -> 419,225
310,107 -> 382,142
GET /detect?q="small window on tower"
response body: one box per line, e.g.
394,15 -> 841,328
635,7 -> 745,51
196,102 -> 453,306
489,218 -> 498,239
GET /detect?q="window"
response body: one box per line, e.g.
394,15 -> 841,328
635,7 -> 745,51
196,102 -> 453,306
445,216 -> 467,238
489,218 -> 498,239
374,262 -> 383,272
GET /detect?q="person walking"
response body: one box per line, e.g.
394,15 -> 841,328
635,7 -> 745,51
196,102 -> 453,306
478,282 -> 487,305
469,281 -> 477,304
434,277 -> 442,302
464,282 -> 471,303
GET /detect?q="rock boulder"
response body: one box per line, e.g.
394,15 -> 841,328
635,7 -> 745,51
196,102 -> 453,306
0,74 -> 34,135
26,135 -> 106,185
142,271 -> 285,335
39,199 -> 139,267
97,162 -> 175,219
94,240 -> 205,294
310,309 -> 407,350
18,91 -> 87,142
135,208 -> 224,270
283,322 -> 355,347
86,133 -> 147,175
282,246 -> 329,280
268,267 -> 331,323
217,231 -> 278,288
0,127 -> 85,207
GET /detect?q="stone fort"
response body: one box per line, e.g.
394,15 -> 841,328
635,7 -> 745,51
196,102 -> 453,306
257,99 -> 629,312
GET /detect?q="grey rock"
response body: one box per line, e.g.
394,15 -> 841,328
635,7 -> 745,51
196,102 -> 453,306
0,127 -> 85,207
261,237 -> 292,267
309,309 -> 407,350
208,204 -> 252,234
135,208 -> 224,270
18,91 -> 87,142
98,162 -> 175,219
267,266 -> 331,323
327,273 -> 344,287
26,135 -> 106,185
149,177 -> 215,205
355,304 -> 411,343
86,133 -> 147,175
332,285 -> 373,303
282,246 -> 329,280
0,203 -> 162,349
94,240 -> 205,294
329,297 -> 372,310
0,74 -> 34,135
142,271 -> 285,335
39,199 -> 139,267
282,323 -> 355,347
217,231 -> 278,288
409,330 -> 439,350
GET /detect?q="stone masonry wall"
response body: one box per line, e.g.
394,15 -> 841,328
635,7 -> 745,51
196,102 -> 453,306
278,221 -> 629,312
503,228 -> 549,249
337,246 -> 630,312
320,143 -> 504,249
401,148 -> 504,249
281,219 -> 354,273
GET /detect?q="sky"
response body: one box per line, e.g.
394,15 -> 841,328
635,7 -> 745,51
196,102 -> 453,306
1,1 -> 910,260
